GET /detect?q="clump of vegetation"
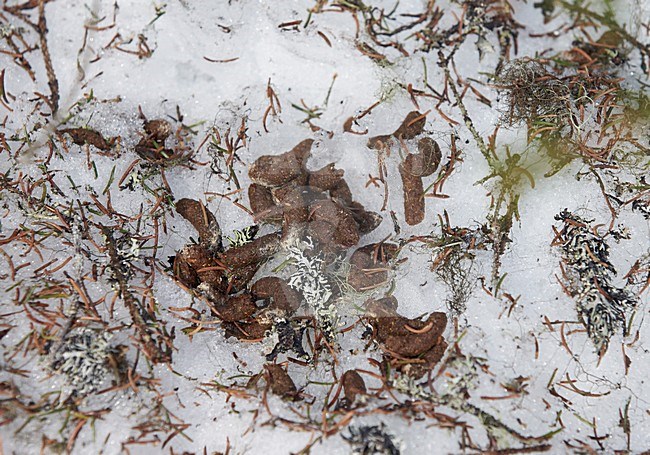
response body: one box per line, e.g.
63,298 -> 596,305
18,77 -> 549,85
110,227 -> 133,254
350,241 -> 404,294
424,212 -> 489,315
554,210 -> 638,353
50,328 -> 113,397
495,59 -> 572,126
343,423 -> 401,455
286,237 -> 338,343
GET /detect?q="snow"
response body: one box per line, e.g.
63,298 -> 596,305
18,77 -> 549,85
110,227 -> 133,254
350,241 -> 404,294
0,0 -> 648,453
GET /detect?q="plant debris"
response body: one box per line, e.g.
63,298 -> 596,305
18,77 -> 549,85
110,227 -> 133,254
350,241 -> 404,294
554,210 -> 638,353
50,328 -> 114,397
343,423 -> 401,455
1,0 -> 648,452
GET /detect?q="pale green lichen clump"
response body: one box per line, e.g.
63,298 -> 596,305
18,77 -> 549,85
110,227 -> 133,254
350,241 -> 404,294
286,237 -> 339,343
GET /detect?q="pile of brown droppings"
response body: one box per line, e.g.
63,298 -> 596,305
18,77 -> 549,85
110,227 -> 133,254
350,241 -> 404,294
348,242 -> 398,292
172,198 -> 283,342
367,112 -> 442,226
399,137 -> 441,225
365,296 -> 447,379
248,138 -> 381,257
171,138 -> 384,353
170,135 -> 448,398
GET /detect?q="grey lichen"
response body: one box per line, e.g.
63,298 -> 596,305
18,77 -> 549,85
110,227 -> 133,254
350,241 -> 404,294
554,210 -> 638,352
50,328 -> 113,397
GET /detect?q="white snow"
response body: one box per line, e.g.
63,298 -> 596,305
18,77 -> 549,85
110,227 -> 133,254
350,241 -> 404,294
0,0 -> 648,454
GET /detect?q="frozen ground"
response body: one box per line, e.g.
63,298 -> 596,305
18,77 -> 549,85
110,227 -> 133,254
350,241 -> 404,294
0,0 -> 648,454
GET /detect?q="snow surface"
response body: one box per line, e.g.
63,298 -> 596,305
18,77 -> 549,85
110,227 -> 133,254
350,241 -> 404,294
0,0 -> 648,454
